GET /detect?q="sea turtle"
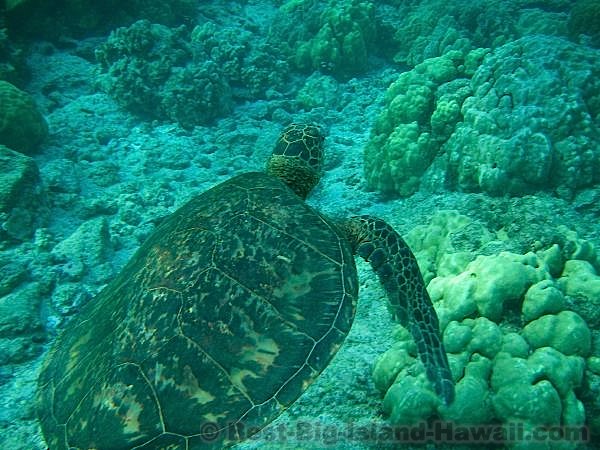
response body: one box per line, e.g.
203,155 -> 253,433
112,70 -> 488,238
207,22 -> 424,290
37,123 -> 454,449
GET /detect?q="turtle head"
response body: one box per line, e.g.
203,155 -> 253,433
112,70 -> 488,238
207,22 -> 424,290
266,123 -> 325,199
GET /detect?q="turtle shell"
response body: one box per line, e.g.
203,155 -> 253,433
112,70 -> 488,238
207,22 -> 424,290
37,172 -> 358,449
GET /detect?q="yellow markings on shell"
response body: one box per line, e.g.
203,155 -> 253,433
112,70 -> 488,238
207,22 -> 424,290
272,269 -> 327,321
66,328 -> 93,374
150,244 -> 176,269
203,412 -> 227,422
227,329 -> 281,395
153,362 -> 168,386
63,329 -> 94,399
181,365 -> 215,405
272,271 -> 313,299
154,362 -> 216,406
230,368 -> 259,393
122,400 -> 143,434
239,334 -> 280,371
92,381 -> 143,435
65,376 -> 86,400
301,367 -> 321,391
153,360 -> 180,395
276,254 -> 292,263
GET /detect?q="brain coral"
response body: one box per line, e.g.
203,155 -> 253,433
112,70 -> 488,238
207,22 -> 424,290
568,0 -> 600,47
190,21 -> 288,100
271,0 -> 376,78
5,0 -> 197,39
97,18 -> 288,128
0,80 -> 48,155
96,20 -> 232,128
364,48 -> 487,196
365,35 -> 600,199
390,0 -> 518,67
373,211 -> 599,448
445,35 -> 600,198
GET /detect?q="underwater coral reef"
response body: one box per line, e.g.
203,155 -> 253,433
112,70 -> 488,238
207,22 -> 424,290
1,0 -> 599,449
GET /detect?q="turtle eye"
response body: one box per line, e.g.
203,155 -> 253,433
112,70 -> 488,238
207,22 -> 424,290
273,123 -> 325,173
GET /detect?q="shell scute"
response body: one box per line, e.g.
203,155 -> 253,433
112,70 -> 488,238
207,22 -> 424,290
37,172 -> 358,449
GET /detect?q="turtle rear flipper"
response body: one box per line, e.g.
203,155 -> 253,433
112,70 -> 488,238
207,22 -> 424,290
340,215 -> 455,405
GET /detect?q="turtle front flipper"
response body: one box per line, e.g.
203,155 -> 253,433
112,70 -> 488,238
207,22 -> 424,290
339,215 -> 454,405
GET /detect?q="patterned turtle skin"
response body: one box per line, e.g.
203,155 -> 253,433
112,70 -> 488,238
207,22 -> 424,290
37,124 -> 453,449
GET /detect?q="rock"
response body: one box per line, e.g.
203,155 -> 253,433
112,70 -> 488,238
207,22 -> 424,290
0,81 -> 48,155
0,145 -> 46,241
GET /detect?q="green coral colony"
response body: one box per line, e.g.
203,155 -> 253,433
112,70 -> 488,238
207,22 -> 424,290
37,124 -> 453,449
